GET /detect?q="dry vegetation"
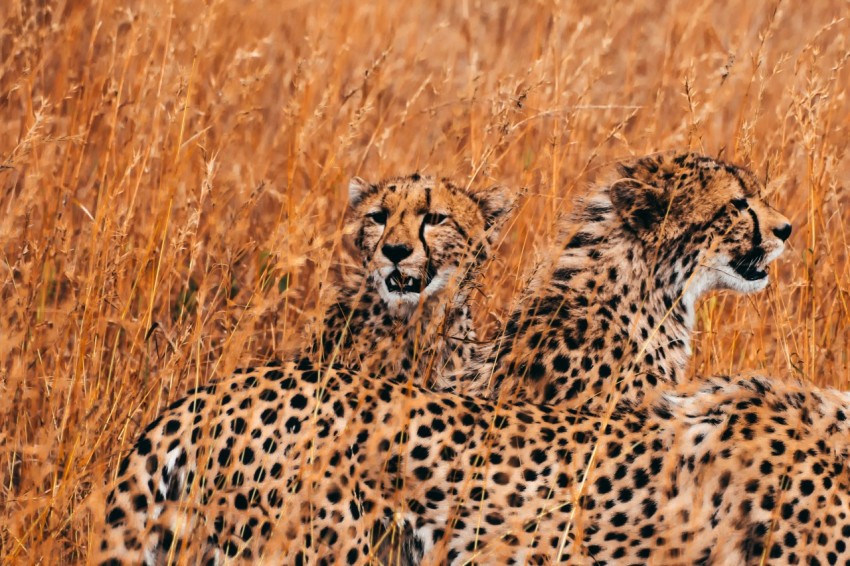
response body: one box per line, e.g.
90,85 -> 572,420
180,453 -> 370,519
1,0 -> 849,562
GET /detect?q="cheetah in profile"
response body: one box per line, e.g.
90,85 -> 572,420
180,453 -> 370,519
472,152 -> 791,411
389,151 -> 795,562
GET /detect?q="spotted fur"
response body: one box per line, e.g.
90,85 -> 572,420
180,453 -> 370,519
93,360 -> 850,565
92,173 -> 516,564
93,154 -> 814,565
311,173 -> 515,390
472,152 -> 792,411
390,151 -> 795,562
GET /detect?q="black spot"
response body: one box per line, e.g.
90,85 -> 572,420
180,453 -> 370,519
469,487 -> 488,500
425,487 -> 446,502
553,355 -> 570,372
259,389 -> 278,402
327,487 -> 342,504
411,445 -> 430,460
633,468 -> 650,489
414,467 -> 433,480
132,494 -> 147,511
596,476 -> 613,494
136,436 -> 152,455
161,529 -> 175,550
426,402 -> 444,415
285,416 -> 301,433
223,540 -> 238,557
452,430 -> 468,444
493,472 -> 509,485
231,418 -> 246,434
106,507 -> 126,525
530,449 -> 547,465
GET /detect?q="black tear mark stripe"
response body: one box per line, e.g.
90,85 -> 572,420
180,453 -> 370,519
419,188 -> 432,259
355,225 -> 367,251
747,207 -> 762,247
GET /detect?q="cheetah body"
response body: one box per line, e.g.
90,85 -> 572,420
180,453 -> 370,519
95,361 -> 850,565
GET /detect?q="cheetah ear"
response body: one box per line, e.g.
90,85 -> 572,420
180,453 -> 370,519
471,185 -> 519,242
609,163 -> 670,232
348,176 -> 374,207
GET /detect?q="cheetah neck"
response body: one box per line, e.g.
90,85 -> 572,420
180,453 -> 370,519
311,278 -> 476,390
472,194 -> 701,410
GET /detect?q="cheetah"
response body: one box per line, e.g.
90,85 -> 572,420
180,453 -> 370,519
92,173 -> 516,564
306,173 -> 516,389
93,357 -> 850,565
472,151 -> 792,411
375,151 -> 795,562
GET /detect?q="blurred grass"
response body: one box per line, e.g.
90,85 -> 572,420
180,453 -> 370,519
0,0 -> 848,562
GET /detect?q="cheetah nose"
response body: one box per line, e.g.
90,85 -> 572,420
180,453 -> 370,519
382,243 -> 413,264
773,223 -> 792,242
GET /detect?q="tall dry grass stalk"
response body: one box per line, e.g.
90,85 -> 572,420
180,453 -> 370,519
1,0 -> 848,562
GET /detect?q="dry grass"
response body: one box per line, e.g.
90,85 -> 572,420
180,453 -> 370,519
1,0 -> 849,562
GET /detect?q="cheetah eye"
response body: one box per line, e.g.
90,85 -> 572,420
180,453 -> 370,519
366,210 -> 387,225
424,213 -> 448,226
731,198 -> 748,210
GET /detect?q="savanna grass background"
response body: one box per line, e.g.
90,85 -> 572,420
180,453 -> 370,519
1,0 -> 849,562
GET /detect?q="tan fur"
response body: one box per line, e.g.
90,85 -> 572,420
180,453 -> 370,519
93,155 -> 830,566
92,361 -> 850,565
472,152 -> 792,413
308,173 -> 515,389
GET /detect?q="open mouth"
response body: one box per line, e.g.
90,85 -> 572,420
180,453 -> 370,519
385,270 -> 423,294
731,249 -> 768,281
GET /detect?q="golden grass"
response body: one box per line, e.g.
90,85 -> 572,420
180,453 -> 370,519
1,0 -> 848,562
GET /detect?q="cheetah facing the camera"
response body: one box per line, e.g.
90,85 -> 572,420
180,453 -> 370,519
306,173 -> 515,389
92,173 -> 515,564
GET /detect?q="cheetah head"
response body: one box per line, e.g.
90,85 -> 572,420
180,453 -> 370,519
348,173 -> 515,315
609,152 -> 792,296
